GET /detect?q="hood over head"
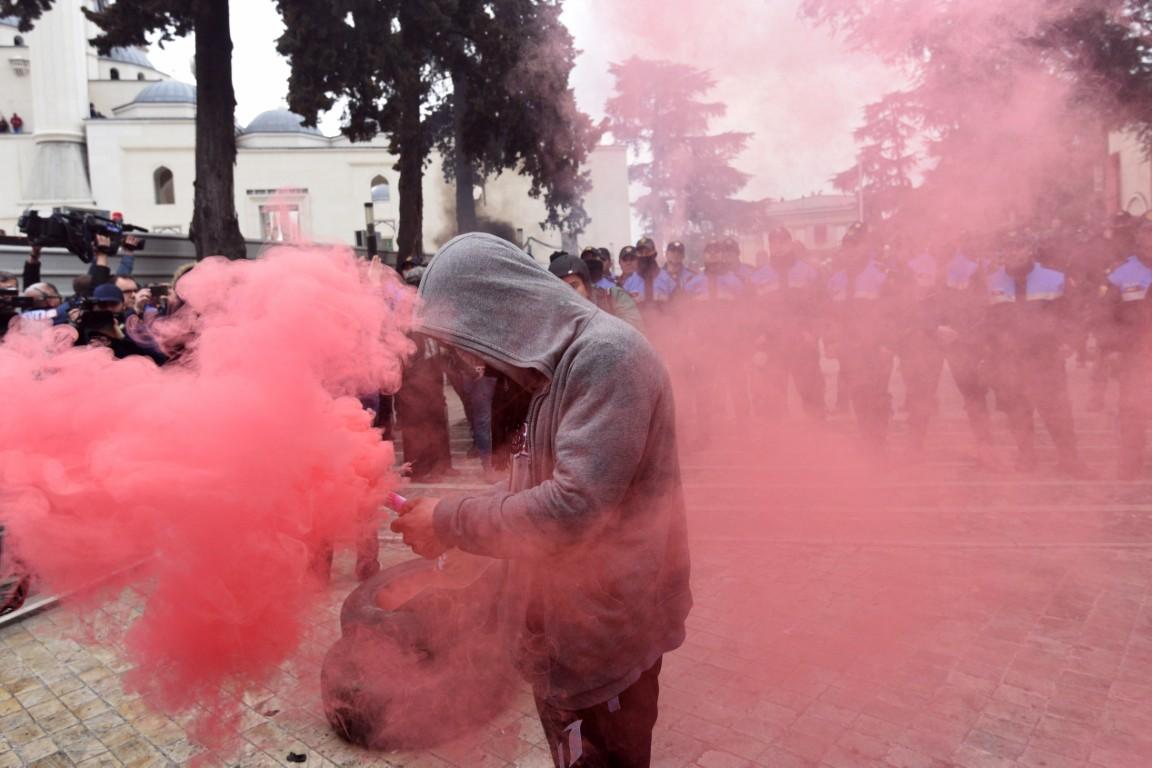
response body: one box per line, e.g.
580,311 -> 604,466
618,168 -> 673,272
414,233 -> 596,380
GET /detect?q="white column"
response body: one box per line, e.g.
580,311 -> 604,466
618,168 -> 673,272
24,0 -> 93,203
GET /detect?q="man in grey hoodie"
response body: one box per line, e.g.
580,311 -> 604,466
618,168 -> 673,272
392,233 -> 692,767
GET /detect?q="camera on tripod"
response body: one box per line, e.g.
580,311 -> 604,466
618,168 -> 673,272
17,208 -> 148,263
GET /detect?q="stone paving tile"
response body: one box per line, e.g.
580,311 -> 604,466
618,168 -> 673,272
4,410 -> 1152,767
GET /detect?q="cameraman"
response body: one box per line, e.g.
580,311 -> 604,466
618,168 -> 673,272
89,232 -> 142,288
19,282 -> 65,322
77,284 -> 164,363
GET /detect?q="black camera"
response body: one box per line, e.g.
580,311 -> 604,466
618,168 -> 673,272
74,299 -> 117,334
0,287 -> 36,311
147,284 -> 170,299
18,208 -> 148,263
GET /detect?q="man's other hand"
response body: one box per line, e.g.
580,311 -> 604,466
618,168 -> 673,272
391,497 -> 448,560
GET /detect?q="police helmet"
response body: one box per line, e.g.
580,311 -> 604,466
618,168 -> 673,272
768,227 -> 793,245
842,221 -> 868,247
549,255 -> 591,285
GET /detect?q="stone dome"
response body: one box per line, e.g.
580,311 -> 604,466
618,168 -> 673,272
132,80 -> 197,104
244,109 -> 322,135
100,46 -> 155,69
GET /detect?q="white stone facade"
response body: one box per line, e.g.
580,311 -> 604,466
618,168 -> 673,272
0,3 -> 632,258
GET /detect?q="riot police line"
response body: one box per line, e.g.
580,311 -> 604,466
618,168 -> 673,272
563,217 -> 1152,480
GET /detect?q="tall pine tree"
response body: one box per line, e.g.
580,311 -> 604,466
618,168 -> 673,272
276,0 -> 596,259
605,58 -> 751,242
806,0 -> 1152,229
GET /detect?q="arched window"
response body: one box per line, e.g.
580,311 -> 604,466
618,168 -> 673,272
370,175 -> 391,203
13,35 -> 24,46
110,67 -> 120,81
137,72 -> 146,81
153,166 -> 175,205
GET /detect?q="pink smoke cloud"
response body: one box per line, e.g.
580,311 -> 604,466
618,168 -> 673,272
0,245 -> 413,753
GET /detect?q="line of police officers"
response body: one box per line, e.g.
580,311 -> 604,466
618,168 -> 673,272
575,217 -> 1152,479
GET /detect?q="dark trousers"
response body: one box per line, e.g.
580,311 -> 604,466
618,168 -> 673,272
944,343 -> 993,445
899,342 -> 943,449
759,337 -> 825,422
991,350 -> 1078,465
461,375 -> 497,470
535,659 -> 662,768
839,345 -> 894,447
1118,355 -> 1151,476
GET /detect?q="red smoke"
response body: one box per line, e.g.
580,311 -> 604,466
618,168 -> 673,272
0,246 -> 412,752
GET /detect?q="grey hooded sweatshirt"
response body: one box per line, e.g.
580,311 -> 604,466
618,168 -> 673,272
415,233 -> 692,710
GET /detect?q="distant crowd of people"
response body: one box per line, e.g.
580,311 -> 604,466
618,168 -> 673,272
6,211 -> 1151,483
0,113 -> 24,133
531,217 -> 1152,480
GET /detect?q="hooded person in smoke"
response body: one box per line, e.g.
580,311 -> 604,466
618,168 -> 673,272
392,233 -> 693,768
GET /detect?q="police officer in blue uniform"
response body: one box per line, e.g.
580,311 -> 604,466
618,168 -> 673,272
750,227 -> 826,422
623,237 -> 678,316
892,245 -> 946,455
985,231 -> 1085,474
1099,217 -> 1152,479
663,240 -> 697,295
582,247 -> 618,292
684,240 -> 754,437
617,245 -> 639,288
939,242 -> 995,453
825,223 -> 895,448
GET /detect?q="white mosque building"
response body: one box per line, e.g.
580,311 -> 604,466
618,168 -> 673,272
0,1 -> 631,259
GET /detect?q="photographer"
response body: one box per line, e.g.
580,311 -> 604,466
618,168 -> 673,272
19,282 -> 65,322
76,284 -> 165,363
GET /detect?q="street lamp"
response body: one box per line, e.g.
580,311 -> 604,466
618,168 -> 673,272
364,202 -> 378,258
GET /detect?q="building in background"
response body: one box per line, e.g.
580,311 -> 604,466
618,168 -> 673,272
739,194 -> 859,258
1107,130 -> 1152,218
0,4 -> 630,260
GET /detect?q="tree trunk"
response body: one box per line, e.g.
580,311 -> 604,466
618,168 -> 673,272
452,69 -> 478,234
396,77 -> 425,263
190,0 -> 247,260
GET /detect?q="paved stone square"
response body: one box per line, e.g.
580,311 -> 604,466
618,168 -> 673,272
3,370 -> 1152,767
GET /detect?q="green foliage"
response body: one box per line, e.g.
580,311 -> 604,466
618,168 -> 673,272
831,90 -> 919,223
277,0 -> 597,235
807,0 -> 1152,230
0,0 -> 54,32
605,57 -> 751,238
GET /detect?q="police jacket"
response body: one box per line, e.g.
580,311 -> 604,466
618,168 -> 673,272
683,266 -> 752,341
622,268 -> 677,308
750,258 -> 824,343
826,259 -> 894,348
985,262 -> 1068,357
1099,255 -> 1152,355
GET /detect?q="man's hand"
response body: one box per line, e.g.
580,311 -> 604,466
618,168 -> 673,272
134,288 -> 152,314
94,235 -> 111,266
390,497 -> 448,560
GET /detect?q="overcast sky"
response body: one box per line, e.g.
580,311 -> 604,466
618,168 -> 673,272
147,0 -> 897,201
